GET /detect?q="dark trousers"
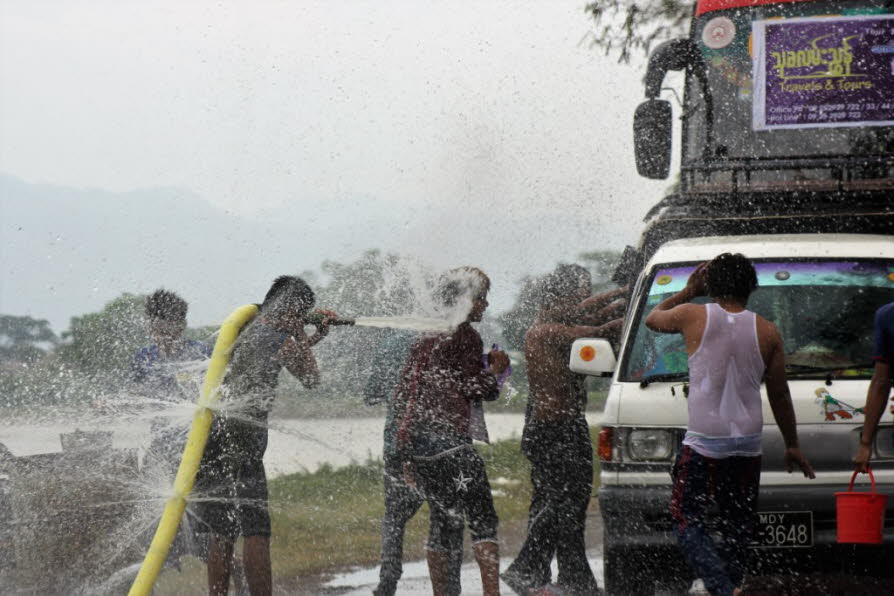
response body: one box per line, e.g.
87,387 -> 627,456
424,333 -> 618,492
379,459 -> 424,584
506,417 -> 598,594
378,457 -> 463,595
671,445 -> 761,596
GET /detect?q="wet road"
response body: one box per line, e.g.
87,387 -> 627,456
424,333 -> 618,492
319,504 -> 891,596
326,555 -> 605,595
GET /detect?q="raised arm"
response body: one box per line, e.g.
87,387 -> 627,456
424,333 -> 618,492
540,286 -> 628,325
764,324 -> 815,478
579,286 -> 628,311
281,332 -> 321,389
645,263 -> 706,333
527,318 -> 623,349
596,298 -> 627,322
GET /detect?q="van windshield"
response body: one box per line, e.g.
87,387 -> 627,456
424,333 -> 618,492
621,259 -> 894,383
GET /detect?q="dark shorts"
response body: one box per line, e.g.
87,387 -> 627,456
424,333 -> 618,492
194,417 -> 270,540
412,435 -> 498,551
670,445 -> 761,533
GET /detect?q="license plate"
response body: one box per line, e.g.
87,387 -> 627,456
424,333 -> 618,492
750,511 -> 813,548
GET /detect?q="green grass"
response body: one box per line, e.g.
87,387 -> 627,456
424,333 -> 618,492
156,431 -> 601,594
272,389 -> 608,418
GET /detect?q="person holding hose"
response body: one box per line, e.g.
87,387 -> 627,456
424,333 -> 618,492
195,275 -> 336,596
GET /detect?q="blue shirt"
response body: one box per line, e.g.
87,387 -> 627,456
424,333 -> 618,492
132,340 -> 212,402
873,302 -> 894,365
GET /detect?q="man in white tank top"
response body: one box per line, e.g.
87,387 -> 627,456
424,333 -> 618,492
645,253 -> 814,596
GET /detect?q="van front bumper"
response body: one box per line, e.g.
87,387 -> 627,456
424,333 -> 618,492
599,483 -> 894,547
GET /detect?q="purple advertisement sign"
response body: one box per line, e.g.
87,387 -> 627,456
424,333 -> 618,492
753,15 -> 894,130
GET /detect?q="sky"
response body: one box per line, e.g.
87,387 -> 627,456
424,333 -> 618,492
0,0 -> 674,331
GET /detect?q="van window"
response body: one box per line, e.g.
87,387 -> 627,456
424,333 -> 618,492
622,259 -> 894,383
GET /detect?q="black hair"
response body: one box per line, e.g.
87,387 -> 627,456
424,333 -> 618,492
435,267 -> 490,307
706,253 -> 758,302
145,289 -> 188,321
261,275 -> 315,317
538,264 -> 591,308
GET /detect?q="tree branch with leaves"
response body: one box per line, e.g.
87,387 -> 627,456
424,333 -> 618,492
585,0 -> 694,62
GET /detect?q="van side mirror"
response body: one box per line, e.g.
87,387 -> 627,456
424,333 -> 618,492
568,338 -> 617,377
634,99 -> 672,179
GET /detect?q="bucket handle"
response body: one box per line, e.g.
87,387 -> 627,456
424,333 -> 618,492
848,467 -> 877,495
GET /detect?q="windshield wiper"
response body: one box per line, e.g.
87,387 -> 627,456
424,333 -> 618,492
785,363 -> 874,374
639,372 -> 689,388
785,363 -> 874,385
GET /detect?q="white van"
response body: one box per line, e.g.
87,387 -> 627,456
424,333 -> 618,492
572,233 -> 894,595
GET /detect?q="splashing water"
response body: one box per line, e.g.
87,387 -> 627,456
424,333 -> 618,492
352,316 -> 454,333
0,265 -> 496,594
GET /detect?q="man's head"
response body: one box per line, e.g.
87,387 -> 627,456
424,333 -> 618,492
146,289 -> 188,345
706,253 -> 758,304
261,275 -> 316,326
437,267 -> 491,323
539,264 -> 592,310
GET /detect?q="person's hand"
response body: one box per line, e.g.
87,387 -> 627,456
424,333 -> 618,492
402,461 -> 416,488
854,443 -> 873,474
488,349 -> 510,375
784,447 -> 816,479
313,308 -> 338,320
312,309 -> 335,338
685,262 -> 709,297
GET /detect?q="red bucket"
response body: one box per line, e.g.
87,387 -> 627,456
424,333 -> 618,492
836,468 -> 887,544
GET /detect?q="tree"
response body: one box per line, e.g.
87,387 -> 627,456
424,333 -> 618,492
497,276 -> 541,352
498,251 -> 622,352
57,293 -> 149,381
585,0 -> 693,62
578,249 -> 623,293
0,314 -> 58,364
314,249 -> 429,317
273,250 -> 439,415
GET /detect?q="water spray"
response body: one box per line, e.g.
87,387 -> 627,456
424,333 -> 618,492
306,309 -> 455,333
128,304 -> 258,596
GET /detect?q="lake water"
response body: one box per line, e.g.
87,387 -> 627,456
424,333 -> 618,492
0,412 -> 599,478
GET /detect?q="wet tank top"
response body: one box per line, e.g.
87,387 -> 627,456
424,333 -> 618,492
685,303 -> 766,443
222,320 -> 291,422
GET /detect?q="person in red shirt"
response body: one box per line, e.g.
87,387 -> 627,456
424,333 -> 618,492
395,267 -> 510,596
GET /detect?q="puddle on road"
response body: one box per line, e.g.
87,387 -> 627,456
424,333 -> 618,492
325,555 -> 605,595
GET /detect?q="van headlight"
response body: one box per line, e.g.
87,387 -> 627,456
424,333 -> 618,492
874,427 -> 894,459
627,429 -> 674,461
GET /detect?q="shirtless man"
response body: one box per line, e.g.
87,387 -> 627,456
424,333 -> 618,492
645,253 -> 814,596
503,264 -> 624,596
